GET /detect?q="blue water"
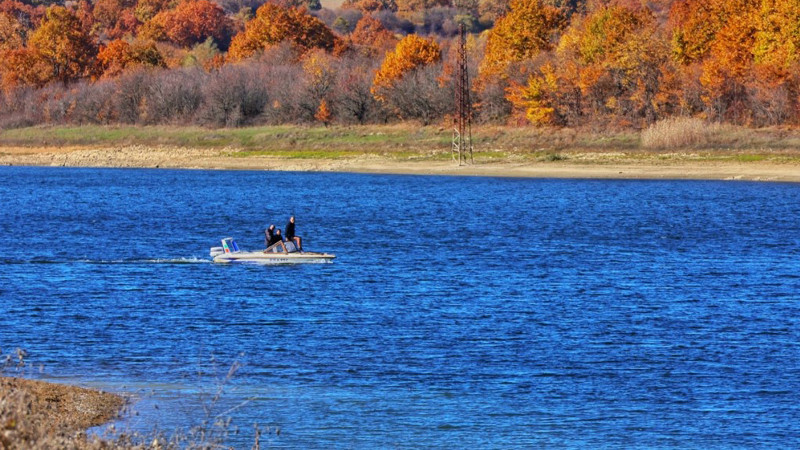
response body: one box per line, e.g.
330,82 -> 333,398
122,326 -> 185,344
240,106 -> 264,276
2,166 -> 800,447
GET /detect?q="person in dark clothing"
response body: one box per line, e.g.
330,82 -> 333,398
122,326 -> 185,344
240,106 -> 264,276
265,224 -> 275,248
266,227 -> 287,252
285,216 -> 303,252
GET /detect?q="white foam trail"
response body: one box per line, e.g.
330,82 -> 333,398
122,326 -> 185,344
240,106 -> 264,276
5,257 -> 213,265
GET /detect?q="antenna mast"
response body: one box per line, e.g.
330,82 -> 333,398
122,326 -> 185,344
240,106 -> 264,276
452,23 -> 473,165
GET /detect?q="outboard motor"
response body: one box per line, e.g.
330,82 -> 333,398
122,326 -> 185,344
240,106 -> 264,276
210,246 -> 224,258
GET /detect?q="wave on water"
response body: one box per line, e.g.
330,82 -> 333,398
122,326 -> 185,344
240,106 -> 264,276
1,257 -> 212,265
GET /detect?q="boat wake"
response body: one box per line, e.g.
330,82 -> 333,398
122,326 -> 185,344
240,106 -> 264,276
1,257 -> 212,265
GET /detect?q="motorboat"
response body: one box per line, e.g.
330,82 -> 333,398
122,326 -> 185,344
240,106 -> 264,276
210,237 -> 335,264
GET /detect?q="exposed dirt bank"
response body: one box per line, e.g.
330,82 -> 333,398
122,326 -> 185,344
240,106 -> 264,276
2,145 -> 800,182
0,377 -> 124,449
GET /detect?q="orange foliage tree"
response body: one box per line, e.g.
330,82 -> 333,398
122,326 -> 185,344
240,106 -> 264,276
341,0 -> 397,13
372,34 -> 440,101
97,39 -> 166,77
93,0 -> 140,39
315,99 -> 332,125
134,0 -> 173,23
1,48 -> 49,88
753,0 -> 800,78
395,0 -> 449,17
669,0 -> 730,66
141,0 -> 232,48
22,6 -> 98,86
480,0 -> 565,78
502,2 -> 671,126
699,5 -> 759,122
348,14 -> 397,57
562,3 -> 669,124
0,0 -> 44,29
0,12 -> 25,52
227,3 -> 337,60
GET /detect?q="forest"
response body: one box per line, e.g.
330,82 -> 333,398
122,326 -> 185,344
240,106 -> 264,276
1,0 -> 799,130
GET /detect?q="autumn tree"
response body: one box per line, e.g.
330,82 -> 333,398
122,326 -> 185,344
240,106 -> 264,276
477,0 -> 509,24
372,34 -> 441,101
0,47 -> 50,88
341,0 -> 397,13
0,0 -> 44,30
270,0 -> 321,10
182,37 -> 224,69
669,0 -> 729,66
745,0 -> 800,124
227,3 -> 337,60
496,2 -> 671,127
753,0 -> 800,77
315,99 -> 331,125
0,12 -> 25,52
395,0 -> 450,18
97,39 -> 166,78
93,0 -> 140,39
19,6 -> 98,86
134,0 -> 173,23
348,14 -> 397,56
141,0 -> 233,49
480,0 -> 565,78
73,0 -> 95,35
697,3 -> 759,122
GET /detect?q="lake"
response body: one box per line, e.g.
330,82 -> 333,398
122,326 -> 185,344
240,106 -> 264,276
1,166 -> 799,447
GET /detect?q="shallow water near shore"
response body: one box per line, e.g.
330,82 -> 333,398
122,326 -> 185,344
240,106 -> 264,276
2,166 -> 800,447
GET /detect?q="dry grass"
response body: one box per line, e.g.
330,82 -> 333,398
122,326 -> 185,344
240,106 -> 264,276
641,117 -> 732,149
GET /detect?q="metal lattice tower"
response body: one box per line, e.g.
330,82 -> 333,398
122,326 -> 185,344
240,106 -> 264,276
452,24 -> 473,165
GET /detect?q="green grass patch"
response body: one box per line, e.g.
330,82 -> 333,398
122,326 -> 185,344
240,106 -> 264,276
0,124 -> 453,152
735,154 -> 767,162
228,149 -> 365,159
4,124 -> 800,164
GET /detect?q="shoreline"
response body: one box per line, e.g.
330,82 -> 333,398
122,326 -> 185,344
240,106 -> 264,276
3,145 -> 800,182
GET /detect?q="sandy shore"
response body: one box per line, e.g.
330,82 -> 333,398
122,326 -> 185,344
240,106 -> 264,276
2,145 -> 800,182
0,377 -> 124,448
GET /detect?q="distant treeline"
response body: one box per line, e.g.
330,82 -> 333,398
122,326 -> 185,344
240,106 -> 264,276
2,0 -> 800,129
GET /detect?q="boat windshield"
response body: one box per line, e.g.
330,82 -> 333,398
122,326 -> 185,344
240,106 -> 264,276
222,238 -> 240,253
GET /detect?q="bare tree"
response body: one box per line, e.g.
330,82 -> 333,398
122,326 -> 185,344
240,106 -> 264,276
144,68 -> 205,125
200,64 -> 269,127
382,63 -> 453,125
67,80 -> 117,125
113,69 -> 155,124
332,55 -> 384,124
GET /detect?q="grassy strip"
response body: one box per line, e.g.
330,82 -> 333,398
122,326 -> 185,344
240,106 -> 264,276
3,124 -> 800,163
0,125 -> 451,152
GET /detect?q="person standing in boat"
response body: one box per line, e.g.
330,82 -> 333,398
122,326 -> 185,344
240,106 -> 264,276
285,216 -> 303,252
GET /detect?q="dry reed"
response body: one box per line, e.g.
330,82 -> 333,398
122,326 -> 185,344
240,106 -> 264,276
641,117 -> 734,150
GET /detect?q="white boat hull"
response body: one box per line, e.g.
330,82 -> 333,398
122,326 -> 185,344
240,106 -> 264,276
213,251 -> 335,264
